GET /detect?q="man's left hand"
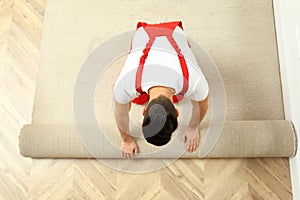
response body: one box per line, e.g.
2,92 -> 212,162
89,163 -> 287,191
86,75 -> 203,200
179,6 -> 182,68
182,127 -> 200,153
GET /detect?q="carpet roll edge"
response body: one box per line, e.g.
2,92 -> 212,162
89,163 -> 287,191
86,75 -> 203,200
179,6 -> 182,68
19,124 -> 30,158
289,121 -> 298,157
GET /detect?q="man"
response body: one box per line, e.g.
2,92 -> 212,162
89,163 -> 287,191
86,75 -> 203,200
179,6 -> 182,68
114,21 -> 209,159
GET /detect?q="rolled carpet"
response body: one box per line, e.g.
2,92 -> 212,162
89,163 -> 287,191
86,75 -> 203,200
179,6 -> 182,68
19,120 -> 296,158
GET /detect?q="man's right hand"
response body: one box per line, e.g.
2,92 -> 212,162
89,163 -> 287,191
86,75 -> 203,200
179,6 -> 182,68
121,139 -> 139,159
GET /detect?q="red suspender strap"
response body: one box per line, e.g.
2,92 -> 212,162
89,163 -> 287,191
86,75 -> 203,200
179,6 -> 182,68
167,35 -> 189,103
132,21 -> 189,104
135,37 -> 155,94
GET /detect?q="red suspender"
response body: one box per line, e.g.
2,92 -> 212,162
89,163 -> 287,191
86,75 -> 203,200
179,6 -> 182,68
132,21 -> 189,104
135,37 -> 156,94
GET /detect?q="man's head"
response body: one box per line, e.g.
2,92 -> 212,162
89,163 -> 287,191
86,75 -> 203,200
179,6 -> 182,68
142,95 -> 178,146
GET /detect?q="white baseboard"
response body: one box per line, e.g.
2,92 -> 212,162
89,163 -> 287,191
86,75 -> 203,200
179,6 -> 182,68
273,0 -> 300,199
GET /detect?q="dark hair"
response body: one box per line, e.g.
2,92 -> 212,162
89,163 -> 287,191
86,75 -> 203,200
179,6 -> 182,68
142,95 -> 178,146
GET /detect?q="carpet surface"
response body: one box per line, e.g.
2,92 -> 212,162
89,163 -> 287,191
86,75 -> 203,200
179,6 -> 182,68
19,0 -> 296,158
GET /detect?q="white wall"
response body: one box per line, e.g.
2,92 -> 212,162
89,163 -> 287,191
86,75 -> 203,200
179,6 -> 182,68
273,0 -> 300,199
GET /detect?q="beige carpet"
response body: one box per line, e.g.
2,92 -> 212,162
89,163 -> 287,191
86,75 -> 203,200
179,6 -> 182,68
19,0 -> 296,158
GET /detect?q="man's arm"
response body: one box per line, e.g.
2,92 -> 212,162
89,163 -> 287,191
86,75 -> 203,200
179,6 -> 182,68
188,94 -> 209,128
114,100 -> 131,141
114,100 -> 138,158
182,94 -> 209,152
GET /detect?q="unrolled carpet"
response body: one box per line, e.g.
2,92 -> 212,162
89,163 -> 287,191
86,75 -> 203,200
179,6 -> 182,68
19,0 -> 297,158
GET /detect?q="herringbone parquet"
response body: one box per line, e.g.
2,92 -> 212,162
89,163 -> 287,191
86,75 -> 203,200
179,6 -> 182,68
0,0 -> 293,199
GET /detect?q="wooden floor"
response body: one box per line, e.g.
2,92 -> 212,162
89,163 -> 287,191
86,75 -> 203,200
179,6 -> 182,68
0,0 -> 293,199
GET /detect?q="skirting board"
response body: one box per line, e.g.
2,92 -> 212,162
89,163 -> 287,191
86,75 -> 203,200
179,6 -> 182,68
273,0 -> 300,199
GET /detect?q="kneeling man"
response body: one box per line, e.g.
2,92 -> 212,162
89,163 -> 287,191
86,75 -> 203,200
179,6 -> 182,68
113,21 -> 209,159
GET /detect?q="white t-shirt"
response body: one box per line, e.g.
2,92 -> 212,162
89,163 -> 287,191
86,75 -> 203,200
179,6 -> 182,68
114,25 -> 209,104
